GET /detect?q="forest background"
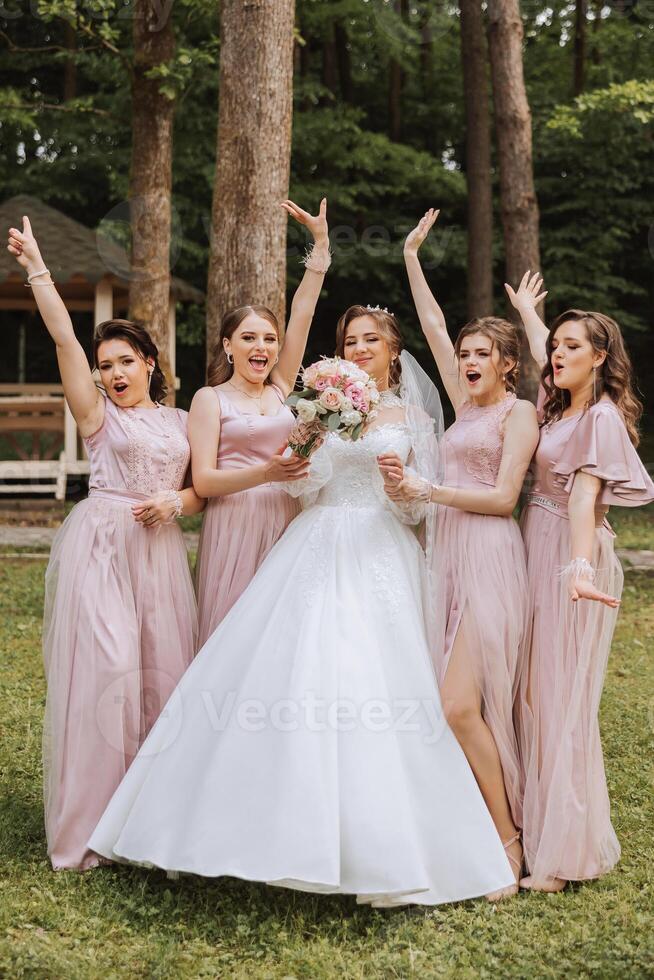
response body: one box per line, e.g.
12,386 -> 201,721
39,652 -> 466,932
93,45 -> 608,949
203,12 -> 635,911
0,0 -> 653,428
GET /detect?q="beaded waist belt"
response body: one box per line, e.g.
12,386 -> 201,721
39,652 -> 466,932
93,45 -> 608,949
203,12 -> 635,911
526,492 -> 566,516
526,492 -> 610,530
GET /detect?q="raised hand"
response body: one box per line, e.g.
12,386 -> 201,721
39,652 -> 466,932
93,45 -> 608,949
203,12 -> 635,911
505,270 -> 548,315
281,198 -> 328,245
568,577 -> 621,607
404,208 -> 440,256
7,215 -> 43,273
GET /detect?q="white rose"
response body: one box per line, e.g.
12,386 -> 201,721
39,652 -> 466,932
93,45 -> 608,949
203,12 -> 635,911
341,396 -> 353,412
296,398 -> 318,422
341,409 -> 362,427
368,387 -> 380,404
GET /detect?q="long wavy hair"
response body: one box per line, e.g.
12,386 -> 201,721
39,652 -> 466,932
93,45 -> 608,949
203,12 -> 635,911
541,309 -> 642,446
334,305 -> 404,387
93,319 -> 167,403
207,305 -> 280,387
454,316 -> 520,393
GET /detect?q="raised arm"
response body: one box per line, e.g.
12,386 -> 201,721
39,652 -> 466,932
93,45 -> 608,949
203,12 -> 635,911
271,198 -> 330,396
7,216 -> 103,436
188,387 -> 309,498
403,209 -> 462,412
505,271 -> 549,371
379,400 -> 539,516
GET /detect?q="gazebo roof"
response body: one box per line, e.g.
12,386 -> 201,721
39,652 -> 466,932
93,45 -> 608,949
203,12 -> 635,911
0,195 -> 204,304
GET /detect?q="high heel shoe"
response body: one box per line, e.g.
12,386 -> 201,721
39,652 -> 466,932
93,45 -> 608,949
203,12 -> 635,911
486,832 -> 522,902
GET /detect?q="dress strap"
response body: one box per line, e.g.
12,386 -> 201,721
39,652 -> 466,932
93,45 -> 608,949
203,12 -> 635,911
269,383 -> 285,405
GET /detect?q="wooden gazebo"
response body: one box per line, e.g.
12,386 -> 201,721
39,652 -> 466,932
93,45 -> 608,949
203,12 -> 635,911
0,195 -> 203,499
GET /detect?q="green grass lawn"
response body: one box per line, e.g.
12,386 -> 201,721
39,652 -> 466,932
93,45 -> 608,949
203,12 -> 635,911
1,563 -> 653,979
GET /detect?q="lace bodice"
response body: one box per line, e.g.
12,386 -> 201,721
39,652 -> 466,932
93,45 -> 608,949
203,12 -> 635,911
283,422 -> 415,517
317,424 -> 412,508
85,397 -> 190,497
444,395 -> 516,489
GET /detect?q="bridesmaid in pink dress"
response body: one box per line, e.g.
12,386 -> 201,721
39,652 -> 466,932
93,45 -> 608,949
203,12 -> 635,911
506,272 -> 654,891
7,217 -> 204,870
190,199 -> 330,645
380,210 -> 539,899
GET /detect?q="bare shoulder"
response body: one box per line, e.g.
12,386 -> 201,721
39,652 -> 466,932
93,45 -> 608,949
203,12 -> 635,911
190,386 -> 220,414
508,398 -> 538,425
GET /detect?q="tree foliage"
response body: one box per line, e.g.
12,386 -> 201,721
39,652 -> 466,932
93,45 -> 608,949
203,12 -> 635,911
0,0 -> 652,409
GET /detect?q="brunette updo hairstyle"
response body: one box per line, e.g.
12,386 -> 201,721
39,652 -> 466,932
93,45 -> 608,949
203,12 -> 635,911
93,319 -> 167,403
335,305 -> 404,387
207,305 -> 280,387
454,316 -> 520,393
541,309 -> 643,446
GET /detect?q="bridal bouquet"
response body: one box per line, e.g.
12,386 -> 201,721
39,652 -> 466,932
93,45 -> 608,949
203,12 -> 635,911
285,357 -> 380,458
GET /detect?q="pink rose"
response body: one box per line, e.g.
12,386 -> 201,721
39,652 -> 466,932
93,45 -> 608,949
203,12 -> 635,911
318,387 -> 344,411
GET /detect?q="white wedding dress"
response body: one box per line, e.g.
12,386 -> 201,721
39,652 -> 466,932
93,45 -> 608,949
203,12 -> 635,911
89,420 -> 514,906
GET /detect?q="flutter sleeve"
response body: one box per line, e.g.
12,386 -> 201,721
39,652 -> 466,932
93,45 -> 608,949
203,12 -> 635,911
551,401 -> 654,507
278,440 -> 333,507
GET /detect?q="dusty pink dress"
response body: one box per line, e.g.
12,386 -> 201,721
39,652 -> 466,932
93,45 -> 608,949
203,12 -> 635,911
434,395 -> 529,828
195,386 -> 300,646
519,398 -> 654,885
43,396 -> 197,870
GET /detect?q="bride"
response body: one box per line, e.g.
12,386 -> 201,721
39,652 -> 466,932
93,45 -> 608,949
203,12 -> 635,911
89,304 -> 515,906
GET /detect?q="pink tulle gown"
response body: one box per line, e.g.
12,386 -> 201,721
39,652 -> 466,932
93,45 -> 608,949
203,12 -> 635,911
43,396 -> 197,870
434,394 -> 529,828
519,398 -> 654,886
195,386 -> 300,646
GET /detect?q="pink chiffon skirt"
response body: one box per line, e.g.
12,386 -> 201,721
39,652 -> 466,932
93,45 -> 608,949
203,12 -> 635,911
434,507 -> 529,829
43,489 -> 197,870
518,503 -> 622,885
195,484 -> 299,647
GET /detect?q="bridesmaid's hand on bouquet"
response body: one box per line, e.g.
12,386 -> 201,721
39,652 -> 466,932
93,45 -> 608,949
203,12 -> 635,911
403,207 -> 439,257
505,270 -> 548,316
265,444 -> 312,483
569,577 -> 621,608
280,198 -> 329,247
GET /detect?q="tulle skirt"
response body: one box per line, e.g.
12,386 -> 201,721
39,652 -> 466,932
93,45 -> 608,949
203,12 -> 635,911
90,501 -> 515,906
434,507 -> 529,828
518,502 -> 622,885
195,485 -> 299,647
43,489 -> 197,870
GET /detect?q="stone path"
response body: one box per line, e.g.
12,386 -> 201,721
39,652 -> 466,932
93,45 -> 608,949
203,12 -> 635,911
0,525 -> 652,570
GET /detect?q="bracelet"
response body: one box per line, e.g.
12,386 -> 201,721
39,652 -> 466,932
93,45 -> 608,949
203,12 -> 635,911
559,557 -> 595,582
415,478 -> 435,503
25,279 -> 55,287
160,490 -> 183,523
300,243 -> 332,275
27,268 -> 50,283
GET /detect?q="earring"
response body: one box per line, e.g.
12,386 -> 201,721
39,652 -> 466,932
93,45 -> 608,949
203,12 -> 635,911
147,370 -> 153,394
593,365 -> 597,403
226,352 -> 234,364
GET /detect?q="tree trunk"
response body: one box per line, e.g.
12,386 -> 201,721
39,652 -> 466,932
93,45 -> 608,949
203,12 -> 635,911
128,0 -> 176,400
206,0 -> 295,358
487,0 -> 542,399
573,0 -> 587,95
460,0 -> 493,319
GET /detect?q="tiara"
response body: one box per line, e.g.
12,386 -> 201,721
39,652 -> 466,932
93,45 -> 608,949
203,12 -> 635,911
366,304 -> 392,315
